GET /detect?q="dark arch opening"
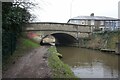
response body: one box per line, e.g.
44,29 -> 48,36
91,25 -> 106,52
40,33 -> 78,46
51,33 -> 77,46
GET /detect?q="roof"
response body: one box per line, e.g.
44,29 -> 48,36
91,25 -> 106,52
69,16 -> 118,21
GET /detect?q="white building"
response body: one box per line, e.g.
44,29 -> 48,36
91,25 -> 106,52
118,1 -> 120,19
67,14 -> 118,32
118,1 -> 120,29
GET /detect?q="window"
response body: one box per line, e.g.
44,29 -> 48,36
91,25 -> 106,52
100,21 -> 104,25
91,20 -> 94,25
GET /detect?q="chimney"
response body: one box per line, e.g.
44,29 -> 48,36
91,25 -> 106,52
90,13 -> 94,17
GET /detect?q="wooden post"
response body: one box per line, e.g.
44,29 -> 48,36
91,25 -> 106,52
115,42 -> 120,54
77,25 -> 79,47
11,32 -> 13,55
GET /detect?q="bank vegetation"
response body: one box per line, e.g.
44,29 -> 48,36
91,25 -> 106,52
81,31 -> 120,54
48,46 -> 77,78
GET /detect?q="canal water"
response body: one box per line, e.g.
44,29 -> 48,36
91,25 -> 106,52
57,47 -> 119,78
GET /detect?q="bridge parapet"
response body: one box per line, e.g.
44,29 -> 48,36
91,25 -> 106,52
25,22 -> 92,33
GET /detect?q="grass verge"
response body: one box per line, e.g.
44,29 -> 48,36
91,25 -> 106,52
2,37 -> 40,72
22,38 -> 40,48
48,46 -> 77,78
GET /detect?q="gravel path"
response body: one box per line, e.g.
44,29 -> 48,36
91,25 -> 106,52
3,46 -> 51,78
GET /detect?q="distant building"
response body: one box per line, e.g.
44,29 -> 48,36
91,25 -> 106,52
118,1 -> 120,29
118,1 -> 120,19
67,14 -> 118,32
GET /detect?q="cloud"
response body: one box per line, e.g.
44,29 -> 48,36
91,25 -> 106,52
30,0 -> 119,22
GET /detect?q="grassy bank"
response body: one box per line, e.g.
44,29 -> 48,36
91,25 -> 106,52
81,31 -> 120,51
3,37 -> 40,72
48,46 -> 77,78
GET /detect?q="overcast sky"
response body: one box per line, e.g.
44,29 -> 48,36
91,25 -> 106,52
30,0 -> 120,23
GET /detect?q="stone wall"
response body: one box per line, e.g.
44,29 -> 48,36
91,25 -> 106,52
24,22 -> 92,38
25,22 -> 91,32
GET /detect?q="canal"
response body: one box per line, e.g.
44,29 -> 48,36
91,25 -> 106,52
57,47 -> 119,78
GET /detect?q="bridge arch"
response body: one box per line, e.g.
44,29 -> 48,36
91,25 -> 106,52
51,33 -> 78,46
40,32 -> 78,46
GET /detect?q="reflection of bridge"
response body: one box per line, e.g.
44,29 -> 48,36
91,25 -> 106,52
24,22 -> 92,46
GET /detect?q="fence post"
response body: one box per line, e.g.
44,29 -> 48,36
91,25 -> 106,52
116,42 -> 120,54
10,32 -> 13,55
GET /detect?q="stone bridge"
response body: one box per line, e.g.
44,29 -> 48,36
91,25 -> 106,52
24,22 -> 92,46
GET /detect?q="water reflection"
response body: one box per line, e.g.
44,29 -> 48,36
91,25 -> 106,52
57,47 -> 119,78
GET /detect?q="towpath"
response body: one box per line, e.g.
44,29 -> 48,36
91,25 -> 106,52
3,46 -> 51,78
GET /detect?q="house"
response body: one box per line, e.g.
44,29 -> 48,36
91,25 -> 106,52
118,1 -> 120,28
67,13 -> 119,32
118,1 -> 120,19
